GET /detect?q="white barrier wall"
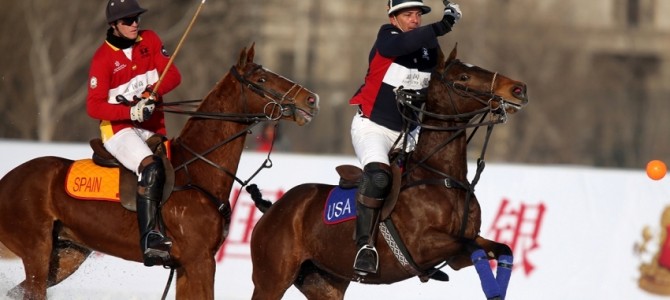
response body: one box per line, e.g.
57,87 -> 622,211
1,140 -> 669,300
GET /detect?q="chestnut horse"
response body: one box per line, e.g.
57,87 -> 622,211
0,44 -> 319,300
249,45 -> 528,300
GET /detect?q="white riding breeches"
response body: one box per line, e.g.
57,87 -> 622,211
103,127 -> 155,176
350,113 -> 419,167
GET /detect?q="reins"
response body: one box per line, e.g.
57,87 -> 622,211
395,61 -> 506,239
157,64 -> 303,220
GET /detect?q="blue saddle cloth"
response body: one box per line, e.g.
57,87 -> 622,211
323,187 -> 357,224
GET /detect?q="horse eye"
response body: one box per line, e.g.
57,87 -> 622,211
257,78 -> 266,83
459,74 -> 470,81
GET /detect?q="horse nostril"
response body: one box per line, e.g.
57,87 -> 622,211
512,84 -> 526,98
308,96 -> 319,107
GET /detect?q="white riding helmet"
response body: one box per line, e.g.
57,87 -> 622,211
387,0 -> 432,16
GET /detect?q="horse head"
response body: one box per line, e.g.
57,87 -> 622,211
426,44 -> 528,124
172,43 -> 321,216
407,43 -> 530,202
229,43 -> 319,126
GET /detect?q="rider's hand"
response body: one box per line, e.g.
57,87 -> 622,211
432,2 -> 462,36
130,97 -> 156,123
443,2 -> 462,27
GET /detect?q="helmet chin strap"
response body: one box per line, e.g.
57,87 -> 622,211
393,16 -> 407,32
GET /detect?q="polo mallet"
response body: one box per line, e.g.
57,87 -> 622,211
150,0 -> 207,100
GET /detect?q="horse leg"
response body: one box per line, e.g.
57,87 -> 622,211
46,240 -> 92,286
250,241 -> 304,300
7,240 -> 91,299
474,236 -> 514,300
8,226 -> 54,300
466,240 -> 502,300
294,261 -> 350,300
174,257 -> 216,300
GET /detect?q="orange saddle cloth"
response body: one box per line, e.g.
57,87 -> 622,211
65,159 -> 121,202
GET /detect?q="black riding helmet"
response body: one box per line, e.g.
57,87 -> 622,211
387,0 -> 431,16
106,0 -> 147,23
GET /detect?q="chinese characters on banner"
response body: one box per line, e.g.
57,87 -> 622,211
487,198 -> 546,276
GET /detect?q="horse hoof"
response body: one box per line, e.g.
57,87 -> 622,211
428,270 -> 450,282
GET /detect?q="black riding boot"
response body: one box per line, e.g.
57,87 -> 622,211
353,199 -> 381,275
136,156 -> 172,266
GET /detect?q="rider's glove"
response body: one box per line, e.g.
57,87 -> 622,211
129,97 -> 156,123
444,2 -> 462,26
431,2 -> 462,36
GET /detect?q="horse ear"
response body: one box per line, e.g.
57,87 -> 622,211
446,43 -> 458,63
237,46 -> 248,68
247,42 -> 256,64
447,43 -> 458,63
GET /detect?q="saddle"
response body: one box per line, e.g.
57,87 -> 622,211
88,135 -> 175,211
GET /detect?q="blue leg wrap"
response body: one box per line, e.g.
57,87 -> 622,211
496,255 -> 513,300
471,249 -> 501,299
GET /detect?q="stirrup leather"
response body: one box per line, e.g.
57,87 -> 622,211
353,245 -> 379,275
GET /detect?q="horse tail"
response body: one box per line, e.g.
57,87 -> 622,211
246,184 -> 272,213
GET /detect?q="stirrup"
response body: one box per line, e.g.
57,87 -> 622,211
144,230 -> 172,248
142,231 -> 172,267
143,251 -> 174,268
353,245 -> 379,275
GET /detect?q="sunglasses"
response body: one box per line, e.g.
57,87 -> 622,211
118,15 -> 140,26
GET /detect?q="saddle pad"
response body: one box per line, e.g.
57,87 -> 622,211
323,187 -> 357,225
65,159 -> 121,202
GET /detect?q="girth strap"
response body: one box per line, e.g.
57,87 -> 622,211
379,219 -> 447,281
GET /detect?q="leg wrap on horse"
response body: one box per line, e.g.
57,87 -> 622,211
471,249 -> 501,299
353,163 -> 391,275
136,155 -> 172,266
496,254 -> 513,300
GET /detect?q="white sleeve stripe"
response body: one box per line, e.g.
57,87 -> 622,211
382,63 -> 431,90
106,69 -> 160,103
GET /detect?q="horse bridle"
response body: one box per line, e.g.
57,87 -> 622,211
396,60 -> 508,238
398,60 -> 508,133
230,65 -> 306,120
161,64 -> 309,215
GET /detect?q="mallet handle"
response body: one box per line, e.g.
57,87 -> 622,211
152,0 -> 207,96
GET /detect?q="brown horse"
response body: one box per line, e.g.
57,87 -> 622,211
249,45 -> 528,300
0,44 -> 319,300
